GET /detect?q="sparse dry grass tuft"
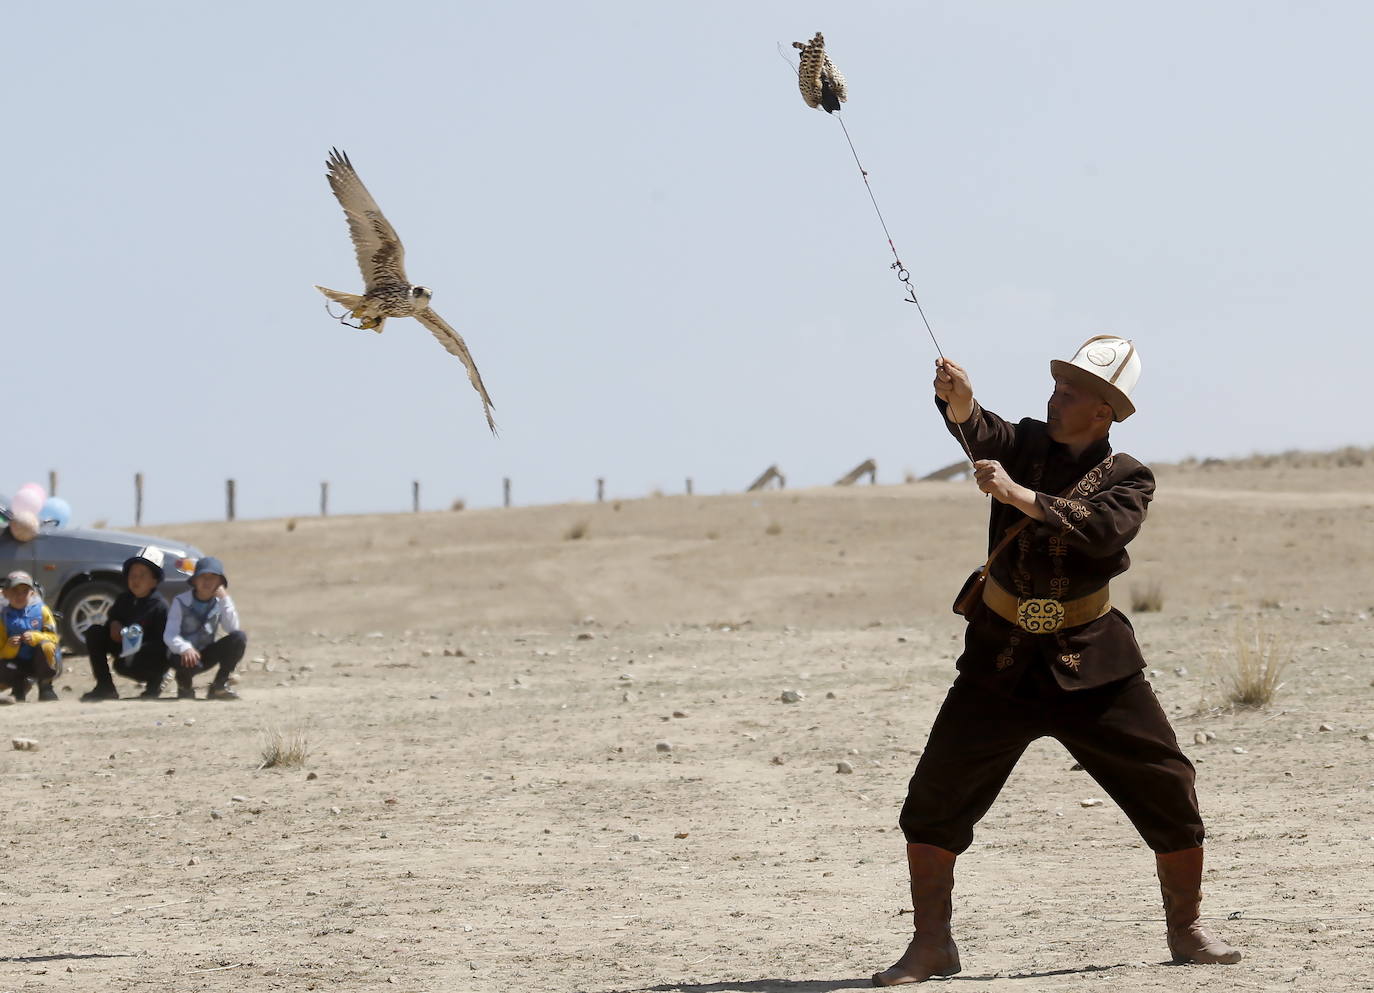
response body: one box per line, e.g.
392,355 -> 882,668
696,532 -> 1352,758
1131,580 -> 1164,612
564,519 -> 589,540
1220,619 -> 1289,708
258,723 -> 310,770
450,498 -> 466,511
765,521 -> 783,536
286,518 -> 297,532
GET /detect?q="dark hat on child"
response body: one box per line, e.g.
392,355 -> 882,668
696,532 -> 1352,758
122,546 -> 165,584
193,556 -> 228,587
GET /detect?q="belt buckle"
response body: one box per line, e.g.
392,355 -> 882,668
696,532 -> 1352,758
1016,598 -> 1065,634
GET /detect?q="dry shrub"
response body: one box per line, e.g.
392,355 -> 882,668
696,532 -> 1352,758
285,518 -> 297,532
564,519 -> 589,541
1131,580 -> 1164,613
450,498 -> 466,511
259,723 -> 310,770
765,521 -> 782,536
1220,619 -> 1289,708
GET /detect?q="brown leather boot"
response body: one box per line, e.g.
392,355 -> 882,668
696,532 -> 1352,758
1156,847 -> 1242,964
872,843 -> 961,986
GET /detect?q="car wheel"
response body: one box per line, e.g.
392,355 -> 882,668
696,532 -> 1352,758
59,580 -> 123,651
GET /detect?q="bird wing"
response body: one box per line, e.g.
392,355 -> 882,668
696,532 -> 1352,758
414,308 -> 498,435
821,54 -> 848,109
325,148 -> 409,292
793,36 -> 823,109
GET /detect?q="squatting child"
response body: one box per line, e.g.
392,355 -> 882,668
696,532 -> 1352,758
81,546 -> 171,701
1,570 -> 62,702
164,556 -> 247,701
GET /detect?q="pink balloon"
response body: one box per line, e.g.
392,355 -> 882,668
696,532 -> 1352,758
11,483 -> 45,517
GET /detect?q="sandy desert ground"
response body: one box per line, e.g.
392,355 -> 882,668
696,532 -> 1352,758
2,454 -> 1373,992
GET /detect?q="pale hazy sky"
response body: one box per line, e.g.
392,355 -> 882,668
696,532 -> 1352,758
8,1 -> 1370,525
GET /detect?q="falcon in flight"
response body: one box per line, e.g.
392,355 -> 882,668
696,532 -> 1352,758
792,32 -> 848,114
316,147 -> 497,434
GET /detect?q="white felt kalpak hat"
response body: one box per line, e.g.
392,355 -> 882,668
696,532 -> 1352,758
1049,334 -> 1140,422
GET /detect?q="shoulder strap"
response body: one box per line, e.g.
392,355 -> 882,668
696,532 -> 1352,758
977,455 -> 1113,573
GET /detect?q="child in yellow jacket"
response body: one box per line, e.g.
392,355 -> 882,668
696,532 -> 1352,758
1,570 -> 62,702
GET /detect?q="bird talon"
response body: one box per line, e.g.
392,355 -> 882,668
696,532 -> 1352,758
324,301 -> 368,330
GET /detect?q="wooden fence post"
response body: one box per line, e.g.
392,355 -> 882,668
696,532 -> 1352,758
320,481 -> 329,516
226,479 -> 236,522
134,473 -> 143,527
48,470 -> 57,497
503,477 -> 511,508
596,477 -> 604,503
685,477 -> 693,496
413,480 -> 420,513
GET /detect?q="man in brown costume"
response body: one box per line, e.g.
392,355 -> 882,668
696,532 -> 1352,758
874,337 -> 1241,986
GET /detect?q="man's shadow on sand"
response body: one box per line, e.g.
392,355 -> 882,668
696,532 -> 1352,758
582,962 -> 1134,993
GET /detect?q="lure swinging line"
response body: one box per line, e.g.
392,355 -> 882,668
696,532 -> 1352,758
787,32 -> 975,467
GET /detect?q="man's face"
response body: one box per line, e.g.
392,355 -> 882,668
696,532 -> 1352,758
3,585 -> 31,608
127,561 -> 157,598
1047,377 -> 1112,443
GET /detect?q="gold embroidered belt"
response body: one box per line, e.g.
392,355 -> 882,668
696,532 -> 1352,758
982,576 -> 1111,634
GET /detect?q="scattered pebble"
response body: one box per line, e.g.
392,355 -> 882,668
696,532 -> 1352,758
1080,799 -> 1104,808
781,689 -> 804,704
825,691 -> 837,700
184,718 -> 195,727
1194,732 -> 1208,745
231,795 -> 247,803
210,810 -> 222,820
1205,731 -> 1217,742
836,761 -> 854,774
11,738 -> 38,751
306,772 -> 318,781
630,833 -> 642,842
1318,723 -> 1335,732
771,756 -> 785,765
1174,666 -> 1189,676
672,710 -> 688,718
330,806 -> 341,815
655,741 -> 673,753
1233,747 -> 1248,754
421,649 -> 433,658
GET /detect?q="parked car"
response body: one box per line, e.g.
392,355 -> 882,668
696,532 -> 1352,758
1,503 -> 203,651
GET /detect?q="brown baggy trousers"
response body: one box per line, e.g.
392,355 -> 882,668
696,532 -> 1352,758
899,668 -> 1204,854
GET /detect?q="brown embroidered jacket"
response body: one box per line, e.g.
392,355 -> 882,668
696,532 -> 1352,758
939,398 -> 1156,690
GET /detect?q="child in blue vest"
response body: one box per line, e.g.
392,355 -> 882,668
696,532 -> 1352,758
163,556 -> 247,701
1,570 -> 62,702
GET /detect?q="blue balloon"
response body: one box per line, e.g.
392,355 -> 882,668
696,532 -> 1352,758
40,496 -> 71,528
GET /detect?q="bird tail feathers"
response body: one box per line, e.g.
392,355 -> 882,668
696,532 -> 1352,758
315,285 -> 365,311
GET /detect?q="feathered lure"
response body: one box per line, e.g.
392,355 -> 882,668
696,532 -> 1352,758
792,32 -> 848,113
